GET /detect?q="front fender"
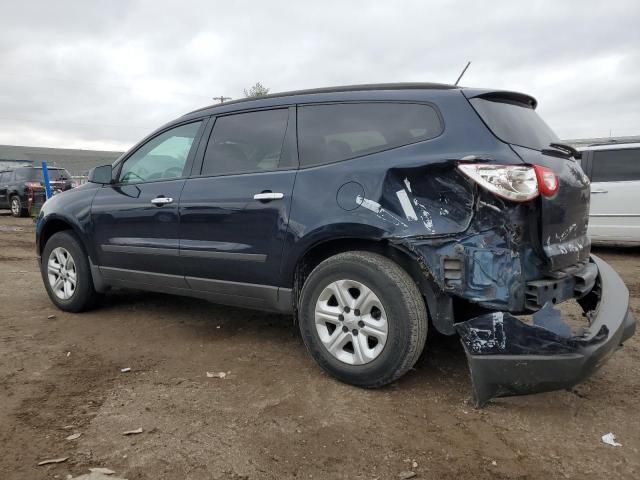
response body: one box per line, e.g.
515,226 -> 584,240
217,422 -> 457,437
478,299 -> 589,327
36,184 -> 99,261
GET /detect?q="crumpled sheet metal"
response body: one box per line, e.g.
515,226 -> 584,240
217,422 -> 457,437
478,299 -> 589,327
354,165 -> 475,238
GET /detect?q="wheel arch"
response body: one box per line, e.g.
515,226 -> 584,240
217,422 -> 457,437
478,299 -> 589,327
291,236 -> 434,310
38,214 -> 107,293
289,230 -> 461,334
38,215 -> 86,257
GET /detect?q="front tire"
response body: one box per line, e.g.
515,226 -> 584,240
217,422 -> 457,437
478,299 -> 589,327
299,251 -> 428,387
41,231 -> 99,312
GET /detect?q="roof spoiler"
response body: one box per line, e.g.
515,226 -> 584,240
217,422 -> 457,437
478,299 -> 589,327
462,89 -> 537,109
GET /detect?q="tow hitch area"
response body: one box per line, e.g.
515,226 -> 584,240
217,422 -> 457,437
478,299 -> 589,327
455,255 -> 636,407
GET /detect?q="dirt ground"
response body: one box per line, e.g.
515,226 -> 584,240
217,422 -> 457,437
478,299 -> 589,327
0,213 -> 638,480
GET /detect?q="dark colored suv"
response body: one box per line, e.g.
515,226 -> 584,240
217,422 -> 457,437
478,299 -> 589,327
0,166 -> 74,217
35,83 -> 635,405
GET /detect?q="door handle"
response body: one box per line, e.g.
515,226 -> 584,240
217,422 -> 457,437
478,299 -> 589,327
253,192 -> 284,201
591,190 -> 608,194
151,196 -> 174,205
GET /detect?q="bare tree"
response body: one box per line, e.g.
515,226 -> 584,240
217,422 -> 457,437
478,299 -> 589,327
244,82 -> 270,98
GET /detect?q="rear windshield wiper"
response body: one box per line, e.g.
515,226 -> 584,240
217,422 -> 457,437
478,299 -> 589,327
542,142 -> 581,160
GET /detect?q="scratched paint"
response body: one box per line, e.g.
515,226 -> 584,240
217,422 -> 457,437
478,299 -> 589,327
356,195 -> 408,228
354,166 -> 474,237
395,189 -> 418,222
459,312 -> 506,353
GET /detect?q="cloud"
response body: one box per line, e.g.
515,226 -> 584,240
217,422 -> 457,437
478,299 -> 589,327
1,0 -> 639,150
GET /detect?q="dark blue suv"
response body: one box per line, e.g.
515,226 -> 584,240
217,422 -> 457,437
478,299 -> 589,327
36,83 -> 635,405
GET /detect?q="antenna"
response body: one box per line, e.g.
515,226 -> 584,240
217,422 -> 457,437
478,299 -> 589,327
212,95 -> 232,103
454,61 -> 471,86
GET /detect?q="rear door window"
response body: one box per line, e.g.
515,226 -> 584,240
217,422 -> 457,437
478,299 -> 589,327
298,102 -> 443,167
200,109 -> 289,176
14,169 -> 30,181
590,148 -> 640,182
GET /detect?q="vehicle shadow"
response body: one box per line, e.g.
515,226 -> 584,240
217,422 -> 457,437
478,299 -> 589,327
98,289 -> 470,386
592,245 -> 640,256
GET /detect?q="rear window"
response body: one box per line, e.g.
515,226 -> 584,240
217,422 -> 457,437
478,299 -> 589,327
470,97 -> 559,151
298,102 -> 443,167
14,169 -> 30,181
30,168 -> 72,181
591,148 -> 640,182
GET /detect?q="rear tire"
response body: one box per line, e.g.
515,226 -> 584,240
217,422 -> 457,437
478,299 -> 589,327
10,195 -> 26,217
41,231 -> 99,312
299,251 -> 428,387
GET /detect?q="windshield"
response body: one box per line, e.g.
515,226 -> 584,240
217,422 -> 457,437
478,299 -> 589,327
470,97 -> 559,151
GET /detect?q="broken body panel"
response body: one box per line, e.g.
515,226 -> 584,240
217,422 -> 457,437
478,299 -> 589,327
456,255 -> 636,406
284,88 -> 634,404
37,84 -> 634,405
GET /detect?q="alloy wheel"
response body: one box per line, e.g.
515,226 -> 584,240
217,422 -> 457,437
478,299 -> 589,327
47,247 -> 77,300
11,198 -> 20,216
314,279 -> 388,365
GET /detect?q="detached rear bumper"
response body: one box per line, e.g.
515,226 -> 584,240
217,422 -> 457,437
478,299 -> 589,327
455,255 -> 636,407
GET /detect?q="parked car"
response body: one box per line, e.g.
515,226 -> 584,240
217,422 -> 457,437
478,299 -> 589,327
578,142 -> 640,244
0,166 -> 74,217
35,83 -> 635,405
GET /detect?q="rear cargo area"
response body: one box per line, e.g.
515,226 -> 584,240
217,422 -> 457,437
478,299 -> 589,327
465,90 -> 592,273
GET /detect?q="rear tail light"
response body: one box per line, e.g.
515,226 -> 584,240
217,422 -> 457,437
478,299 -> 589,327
533,164 -> 559,197
457,163 -> 559,201
457,164 -> 539,201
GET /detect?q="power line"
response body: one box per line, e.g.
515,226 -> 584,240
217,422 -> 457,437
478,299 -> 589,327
212,95 -> 232,103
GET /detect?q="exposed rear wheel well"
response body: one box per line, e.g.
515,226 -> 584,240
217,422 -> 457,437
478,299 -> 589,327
292,238 -> 431,313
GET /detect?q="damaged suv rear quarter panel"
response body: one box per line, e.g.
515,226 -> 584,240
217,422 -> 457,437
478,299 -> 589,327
281,90 -> 529,322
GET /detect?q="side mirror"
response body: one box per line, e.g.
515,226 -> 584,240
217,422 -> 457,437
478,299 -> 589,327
88,165 -> 113,184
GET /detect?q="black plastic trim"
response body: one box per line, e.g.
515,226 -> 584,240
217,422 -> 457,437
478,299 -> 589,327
97,266 -> 292,313
101,245 -> 178,256
180,250 -> 267,262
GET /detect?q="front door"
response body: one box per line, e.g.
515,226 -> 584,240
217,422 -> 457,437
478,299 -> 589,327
92,120 -> 206,287
0,172 -> 9,208
587,146 -> 640,243
179,107 -> 297,308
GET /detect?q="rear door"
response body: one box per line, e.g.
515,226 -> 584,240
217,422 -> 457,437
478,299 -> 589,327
179,107 -> 297,306
92,120 -> 206,286
586,146 -> 640,243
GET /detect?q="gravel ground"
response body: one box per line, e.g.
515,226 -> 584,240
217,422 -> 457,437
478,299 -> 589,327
1,212 -> 639,480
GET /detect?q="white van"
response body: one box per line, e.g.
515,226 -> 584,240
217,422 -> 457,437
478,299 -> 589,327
579,143 -> 640,244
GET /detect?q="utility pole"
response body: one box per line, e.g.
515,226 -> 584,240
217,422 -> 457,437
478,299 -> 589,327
212,95 -> 232,103
454,61 -> 471,86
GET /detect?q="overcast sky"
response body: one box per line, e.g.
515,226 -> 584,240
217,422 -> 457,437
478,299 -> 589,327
1,0 -> 639,151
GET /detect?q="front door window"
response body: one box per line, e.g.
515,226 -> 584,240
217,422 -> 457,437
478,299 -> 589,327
119,122 -> 202,184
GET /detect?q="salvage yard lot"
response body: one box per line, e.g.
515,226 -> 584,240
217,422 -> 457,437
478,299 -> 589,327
0,212 -> 639,480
